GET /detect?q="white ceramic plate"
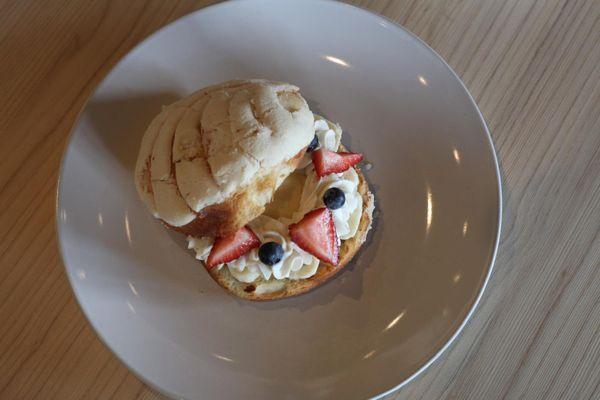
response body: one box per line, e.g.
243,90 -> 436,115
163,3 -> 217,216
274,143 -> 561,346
57,1 -> 501,399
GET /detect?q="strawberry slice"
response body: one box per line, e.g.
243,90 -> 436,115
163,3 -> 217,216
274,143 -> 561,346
205,226 -> 260,269
311,148 -> 363,177
339,152 -> 363,167
289,207 -> 339,265
311,149 -> 348,177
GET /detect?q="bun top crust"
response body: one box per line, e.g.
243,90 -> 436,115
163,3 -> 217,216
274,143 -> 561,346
135,79 -> 315,228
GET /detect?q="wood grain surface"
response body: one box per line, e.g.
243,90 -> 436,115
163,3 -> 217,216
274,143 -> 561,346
0,0 -> 599,399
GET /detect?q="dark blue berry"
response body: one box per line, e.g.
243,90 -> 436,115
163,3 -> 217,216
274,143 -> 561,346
323,187 -> 345,210
307,135 -> 319,152
258,242 -> 284,265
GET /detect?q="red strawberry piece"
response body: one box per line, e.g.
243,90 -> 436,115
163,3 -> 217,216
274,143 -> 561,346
205,226 -> 260,269
311,148 -> 363,177
339,152 -> 363,167
311,148 -> 348,177
289,207 -> 339,265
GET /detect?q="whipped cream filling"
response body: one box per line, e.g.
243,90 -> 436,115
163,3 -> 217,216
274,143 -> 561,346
289,166 -> 363,240
187,216 -> 319,283
314,118 -> 342,152
298,117 -> 342,168
187,117 -> 362,283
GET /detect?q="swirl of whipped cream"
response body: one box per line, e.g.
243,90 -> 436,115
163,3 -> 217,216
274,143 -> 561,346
187,215 -> 319,283
298,117 -> 342,168
294,166 -> 363,240
314,118 -> 341,151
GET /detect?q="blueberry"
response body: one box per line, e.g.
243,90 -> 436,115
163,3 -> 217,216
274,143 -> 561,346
258,242 -> 284,265
323,187 -> 345,210
307,135 -> 319,152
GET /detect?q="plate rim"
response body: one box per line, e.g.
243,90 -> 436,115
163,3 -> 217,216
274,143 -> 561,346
55,0 -> 503,399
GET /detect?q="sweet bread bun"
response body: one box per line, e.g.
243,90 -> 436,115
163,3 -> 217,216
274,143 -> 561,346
135,81 -> 374,301
206,144 -> 375,300
134,79 -> 314,237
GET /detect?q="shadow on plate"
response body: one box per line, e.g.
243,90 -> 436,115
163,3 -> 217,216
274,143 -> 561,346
85,92 -> 180,170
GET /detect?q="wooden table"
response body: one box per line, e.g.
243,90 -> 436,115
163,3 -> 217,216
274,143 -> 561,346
1,0 -> 599,398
